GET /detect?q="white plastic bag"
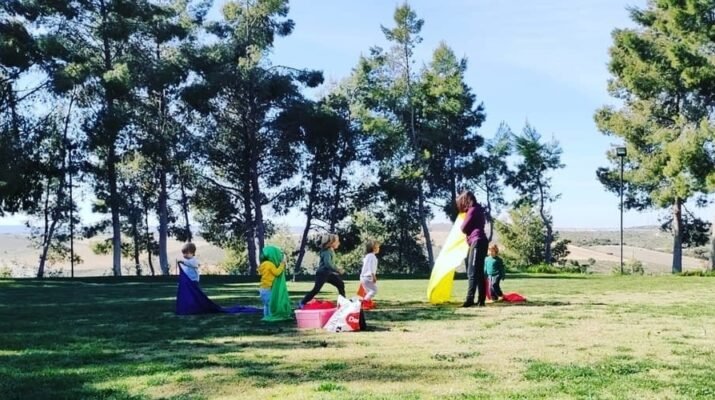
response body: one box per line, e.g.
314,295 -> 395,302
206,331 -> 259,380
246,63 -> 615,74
323,296 -> 362,332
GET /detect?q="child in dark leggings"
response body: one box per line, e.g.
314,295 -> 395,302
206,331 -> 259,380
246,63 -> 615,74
298,234 -> 345,308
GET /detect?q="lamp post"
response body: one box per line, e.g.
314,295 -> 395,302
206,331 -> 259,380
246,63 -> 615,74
616,146 -> 627,274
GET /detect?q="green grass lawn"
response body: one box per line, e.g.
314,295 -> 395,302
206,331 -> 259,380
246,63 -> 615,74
2,274 -> 715,399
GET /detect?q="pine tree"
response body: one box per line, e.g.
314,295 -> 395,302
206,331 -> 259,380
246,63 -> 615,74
596,0 -> 715,273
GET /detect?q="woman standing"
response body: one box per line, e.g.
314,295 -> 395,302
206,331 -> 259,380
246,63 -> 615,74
456,191 -> 489,307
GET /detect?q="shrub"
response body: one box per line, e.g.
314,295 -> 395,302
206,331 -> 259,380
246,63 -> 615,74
0,266 -> 12,278
220,246 -> 248,275
611,259 -> 645,275
523,263 -> 587,274
628,259 -> 645,275
495,205 -> 570,266
679,270 -> 715,277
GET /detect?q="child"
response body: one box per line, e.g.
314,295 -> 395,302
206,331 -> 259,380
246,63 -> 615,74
360,240 -> 380,303
178,242 -> 199,282
485,244 -> 505,301
456,190 -> 488,307
257,245 -> 286,318
298,233 -> 346,308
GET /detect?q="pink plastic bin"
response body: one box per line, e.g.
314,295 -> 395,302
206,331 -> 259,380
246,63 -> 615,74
295,308 -> 337,329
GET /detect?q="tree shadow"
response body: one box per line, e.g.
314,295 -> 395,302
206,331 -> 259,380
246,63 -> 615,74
0,278 -> 489,398
497,300 -> 572,307
363,300 -> 480,324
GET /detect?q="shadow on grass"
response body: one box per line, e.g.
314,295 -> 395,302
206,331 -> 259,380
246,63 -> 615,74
0,367 -> 149,400
0,278 -> 478,398
510,300 -> 572,307
362,300 -> 480,323
506,274 -> 589,280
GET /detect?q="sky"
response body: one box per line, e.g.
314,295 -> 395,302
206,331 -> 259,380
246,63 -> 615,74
263,0 -> 714,229
2,0 -> 713,230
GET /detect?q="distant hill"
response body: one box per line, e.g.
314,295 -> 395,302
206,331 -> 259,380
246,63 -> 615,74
0,225 -> 29,235
1,224 -> 708,278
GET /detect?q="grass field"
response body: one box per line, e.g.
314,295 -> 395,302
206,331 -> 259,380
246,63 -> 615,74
2,275 -> 715,399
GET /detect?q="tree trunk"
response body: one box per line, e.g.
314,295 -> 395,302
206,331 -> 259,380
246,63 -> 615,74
109,155 -> 122,276
485,175 -> 494,242
709,211 -> 715,271
296,170 -> 319,277
100,0 -> 121,276
37,179 -> 58,278
408,54 -> 436,268
536,177 -> 552,264
154,41 -> 170,274
144,207 -> 155,276
295,205 -> 313,278
243,172 -> 258,275
544,223 -> 553,265
247,114 -> 265,251
672,198 -> 683,274
329,164 -> 345,233
180,175 -> 192,242
449,172 -> 457,221
37,221 -> 56,279
399,224 -> 405,273
158,167 -> 169,275
132,213 -> 142,276
448,137 -> 458,221
250,166 -> 265,251
418,186 -> 435,268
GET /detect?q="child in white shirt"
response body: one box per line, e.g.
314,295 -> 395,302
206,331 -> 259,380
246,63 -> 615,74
360,240 -> 380,301
178,242 -> 200,282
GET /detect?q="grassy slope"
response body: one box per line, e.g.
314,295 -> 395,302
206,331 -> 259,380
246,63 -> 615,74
1,275 -> 715,399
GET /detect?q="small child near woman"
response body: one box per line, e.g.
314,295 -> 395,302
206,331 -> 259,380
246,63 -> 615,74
484,244 -> 506,301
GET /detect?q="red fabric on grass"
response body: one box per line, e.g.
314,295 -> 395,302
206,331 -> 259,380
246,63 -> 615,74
502,292 -> 526,303
303,299 -> 336,310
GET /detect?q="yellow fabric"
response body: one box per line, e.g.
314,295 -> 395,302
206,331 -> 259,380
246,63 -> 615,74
258,260 -> 285,289
427,212 -> 469,304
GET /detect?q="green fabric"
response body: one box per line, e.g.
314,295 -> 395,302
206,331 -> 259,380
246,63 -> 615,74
485,256 -> 505,278
318,249 -> 337,272
260,245 -> 283,267
262,270 -> 293,322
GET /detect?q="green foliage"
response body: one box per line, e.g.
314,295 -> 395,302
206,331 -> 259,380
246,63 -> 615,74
508,123 -> 565,264
552,238 -> 571,266
91,240 -> 113,256
220,246 -> 248,275
0,9 -> 45,218
496,205 -> 570,268
495,205 -> 545,267
523,263 -> 586,274
612,259 -> 645,276
596,0 -> 715,272
471,123 -> 513,232
351,4 -> 486,269
185,0 -> 322,274
509,123 -> 564,208
419,43 -> 486,220
660,212 -> 711,248
283,90 -> 362,274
